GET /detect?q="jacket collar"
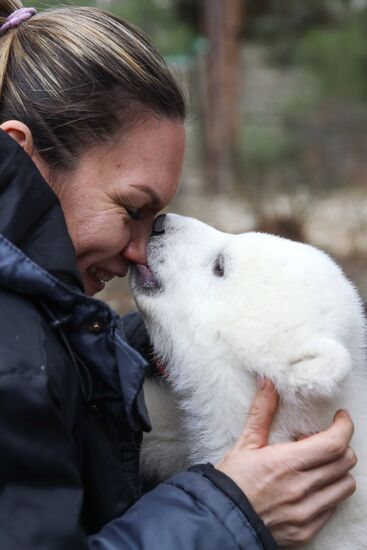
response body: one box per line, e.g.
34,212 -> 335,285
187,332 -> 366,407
0,231 -> 150,432
0,129 -> 83,290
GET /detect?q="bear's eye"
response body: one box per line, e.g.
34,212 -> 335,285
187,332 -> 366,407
213,254 -> 225,277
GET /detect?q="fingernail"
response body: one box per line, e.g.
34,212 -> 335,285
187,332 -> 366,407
334,409 -> 351,421
256,374 -> 265,390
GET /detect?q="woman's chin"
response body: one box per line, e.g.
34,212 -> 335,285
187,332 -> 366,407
83,271 -> 106,296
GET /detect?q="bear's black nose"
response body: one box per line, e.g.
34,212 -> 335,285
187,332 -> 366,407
152,214 -> 166,236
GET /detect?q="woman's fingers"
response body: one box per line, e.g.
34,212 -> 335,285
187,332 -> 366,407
240,378 -> 279,450
273,508 -> 336,548
285,409 -> 355,470
286,474 -> 356,528
305,447 -> 357,492
218,398 -> 357,547
271,474 -> 355,546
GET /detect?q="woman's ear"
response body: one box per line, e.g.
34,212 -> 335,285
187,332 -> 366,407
0,120 -> 34,156
0,120 -> 51,184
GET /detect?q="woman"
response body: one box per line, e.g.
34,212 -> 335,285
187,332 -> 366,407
0,2 -> 357,549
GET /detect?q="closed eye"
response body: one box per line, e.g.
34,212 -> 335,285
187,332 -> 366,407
213,254 -> 225,277
126,207 -> 143,221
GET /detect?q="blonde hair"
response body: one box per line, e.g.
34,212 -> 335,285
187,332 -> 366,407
0,0 -> 185,171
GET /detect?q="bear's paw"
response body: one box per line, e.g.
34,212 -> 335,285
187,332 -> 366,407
286,336 -> 352,399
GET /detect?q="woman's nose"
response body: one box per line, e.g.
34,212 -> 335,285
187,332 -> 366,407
122,240 -> 147,265
121,222 -> 151,265
122,215 -> 167,265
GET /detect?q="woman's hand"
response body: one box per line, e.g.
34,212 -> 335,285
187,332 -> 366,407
216,379 -> 357,547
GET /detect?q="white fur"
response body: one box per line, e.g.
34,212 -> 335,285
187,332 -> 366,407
131,214 -> 367,550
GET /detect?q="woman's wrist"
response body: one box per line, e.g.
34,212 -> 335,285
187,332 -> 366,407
189,463 -> 278,549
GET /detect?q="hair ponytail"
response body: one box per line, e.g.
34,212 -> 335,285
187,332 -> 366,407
0,0 -> 22,19
0,0 -> 23,97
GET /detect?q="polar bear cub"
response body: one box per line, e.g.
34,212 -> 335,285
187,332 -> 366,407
130,213 -> 367,550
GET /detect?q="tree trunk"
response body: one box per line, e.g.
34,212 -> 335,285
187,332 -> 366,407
202,0 -> 244,193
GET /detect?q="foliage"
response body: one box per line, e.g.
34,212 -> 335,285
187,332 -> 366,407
293,16 -> 367,102
240,121 -> 294,165
23,0 -> 367,171
249,10 -> 367,169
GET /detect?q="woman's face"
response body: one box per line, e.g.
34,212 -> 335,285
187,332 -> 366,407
50,117 -> 185,295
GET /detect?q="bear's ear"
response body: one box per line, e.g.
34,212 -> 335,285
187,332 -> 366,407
286,337 -> 352,399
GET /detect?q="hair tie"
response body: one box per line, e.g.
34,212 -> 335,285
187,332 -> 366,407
0,7 -> 37,34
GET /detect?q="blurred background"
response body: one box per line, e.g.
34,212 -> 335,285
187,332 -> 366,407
25,0 -> 367,312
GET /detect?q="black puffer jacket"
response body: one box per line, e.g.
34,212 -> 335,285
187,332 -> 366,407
0,130 -> 277,549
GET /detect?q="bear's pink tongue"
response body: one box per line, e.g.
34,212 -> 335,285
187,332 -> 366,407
134,264 -> 159,289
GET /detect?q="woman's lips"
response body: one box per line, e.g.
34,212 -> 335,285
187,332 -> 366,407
87,266 -> 126,284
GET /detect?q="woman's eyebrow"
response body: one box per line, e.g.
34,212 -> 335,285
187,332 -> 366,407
134,184 -> 164,210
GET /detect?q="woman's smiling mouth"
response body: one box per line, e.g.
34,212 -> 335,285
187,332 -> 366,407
87,266 -> 127,291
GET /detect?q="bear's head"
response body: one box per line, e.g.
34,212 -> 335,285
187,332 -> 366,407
131,214 -> 366,402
